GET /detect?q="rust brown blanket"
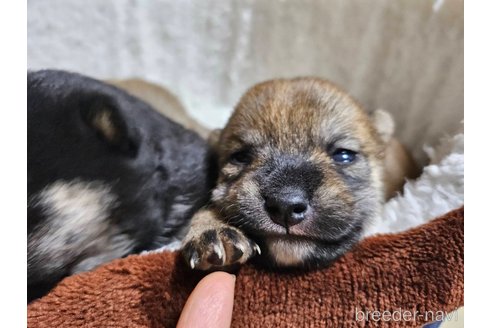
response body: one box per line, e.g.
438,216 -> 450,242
28,207 -> 463,327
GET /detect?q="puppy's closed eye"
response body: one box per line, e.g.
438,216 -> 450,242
229,148 -> 253,166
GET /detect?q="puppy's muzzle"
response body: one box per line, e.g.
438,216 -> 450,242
258,154 -> 322,229
264,187 -> 310,228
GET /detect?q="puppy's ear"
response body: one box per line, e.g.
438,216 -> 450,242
370,109 -> 394,144
81,99 -> 139,157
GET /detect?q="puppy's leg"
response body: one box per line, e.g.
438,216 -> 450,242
182,208 -> 260,270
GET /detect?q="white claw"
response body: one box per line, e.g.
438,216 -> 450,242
214,244 -> 223,261
190,258 -> 195,269
254,244 -> 261,255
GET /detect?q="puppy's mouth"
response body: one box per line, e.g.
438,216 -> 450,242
230,201 -> 357,243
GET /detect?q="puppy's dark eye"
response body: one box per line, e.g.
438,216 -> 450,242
331,148 -> 357,164
229,149 -> 252,165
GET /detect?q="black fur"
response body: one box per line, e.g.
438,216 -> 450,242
27,70 -> 214,301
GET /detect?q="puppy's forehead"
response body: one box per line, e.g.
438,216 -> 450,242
223,78 -> 372,150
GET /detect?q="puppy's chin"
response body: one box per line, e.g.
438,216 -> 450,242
264,237 -> 316,267
259,230 -> 362,269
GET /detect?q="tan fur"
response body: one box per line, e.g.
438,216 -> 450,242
91,110 -> 118,142
183,208 -> 227,240
370,108 -> 420,199
219,78 -> 384,158
28,180 -> 134,281
108,79 -> 209,138
383,138 -> 420,199
267,238 -> 314,266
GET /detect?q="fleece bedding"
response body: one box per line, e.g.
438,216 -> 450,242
27,207 -> 463,328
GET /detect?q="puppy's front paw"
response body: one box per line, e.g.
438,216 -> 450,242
182,226 -> 261,270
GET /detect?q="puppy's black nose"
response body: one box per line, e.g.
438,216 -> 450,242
264,188 -> 309,228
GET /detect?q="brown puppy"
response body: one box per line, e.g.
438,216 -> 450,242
181,77 -> 409,270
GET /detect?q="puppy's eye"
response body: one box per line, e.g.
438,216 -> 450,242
331,148 -> 357,164
229,149 -> 252,165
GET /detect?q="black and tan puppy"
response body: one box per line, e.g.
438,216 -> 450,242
28,70 -> 213,301
182,77 -> 401,270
